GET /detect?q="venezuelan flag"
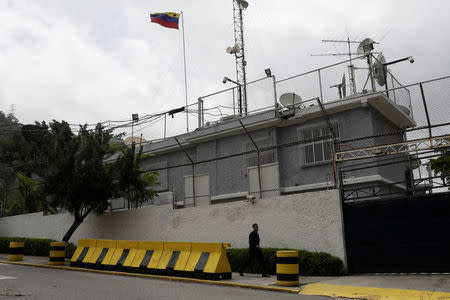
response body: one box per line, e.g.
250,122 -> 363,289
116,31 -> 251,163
150,12 -> 180,29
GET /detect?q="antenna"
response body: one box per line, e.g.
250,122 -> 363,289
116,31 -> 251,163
315,37 -> 380,95
279,93 -> 302,107
227,0 -> 249,115
356,38 -> 375,56
356,37 -> 377,91
330,73 -> 347,99
372,54 -> 387,86
318,37 -> 360,95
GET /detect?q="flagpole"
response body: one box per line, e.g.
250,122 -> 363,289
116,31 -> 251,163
181,11 -> 189,133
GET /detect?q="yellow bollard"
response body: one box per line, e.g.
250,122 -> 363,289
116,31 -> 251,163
276,250 -> 299,287
49,242 -> 66,265
8,241 -> 24,261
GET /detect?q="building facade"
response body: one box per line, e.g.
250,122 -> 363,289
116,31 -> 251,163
110,92 -> 415,209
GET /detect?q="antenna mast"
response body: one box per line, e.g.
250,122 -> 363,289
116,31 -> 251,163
320,38 -> 358,95
232,0 -> 248,114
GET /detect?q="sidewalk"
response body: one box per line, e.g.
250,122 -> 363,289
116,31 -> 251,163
1,254 -> 450,299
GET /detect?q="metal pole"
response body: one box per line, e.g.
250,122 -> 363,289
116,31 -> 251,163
238,84 -> 243,116
318,70 -> 324,102
164,113 -> 167,139
238,119 -> 262,199
391,74 -> 397,103
384,66 -> 389,98
174,137 -> 195,207
198,99 -> 202,129
272,75 -> 278,109
367,54 -> 376,92
181,11 -> 189,133
232,88 -> 236,116
419,83 -> 433,146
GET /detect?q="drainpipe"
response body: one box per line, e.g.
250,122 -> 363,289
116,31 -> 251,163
238,119 -> 263,199
174,137 -> 196,207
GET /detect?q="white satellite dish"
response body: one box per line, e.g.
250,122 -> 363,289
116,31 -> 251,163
239,0 -> 249,9
226,44 -> 240,54
397,105 -> 411,116
357,38 -> 375,56
372,54 -> 387,86
280,93 -> 302,107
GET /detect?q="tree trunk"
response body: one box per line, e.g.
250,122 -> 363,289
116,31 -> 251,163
62,216 -> 83,242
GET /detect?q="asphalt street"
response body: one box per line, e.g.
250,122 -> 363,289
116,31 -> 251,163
0,263 -> 332,300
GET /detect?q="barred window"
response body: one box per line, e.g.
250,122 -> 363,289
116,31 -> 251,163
300,125 -> 338,165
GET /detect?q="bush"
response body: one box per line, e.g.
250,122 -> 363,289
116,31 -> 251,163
0,237 -> 74,258
226,248 -> 346,276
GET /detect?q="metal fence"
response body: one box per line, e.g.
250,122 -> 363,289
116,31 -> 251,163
103,56 -> 450,210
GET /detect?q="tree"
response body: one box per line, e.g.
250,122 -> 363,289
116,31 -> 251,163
41,121 -> 115,242
114,142 -> 159,209
430,147 -> 450,188
17,173 -> 42,213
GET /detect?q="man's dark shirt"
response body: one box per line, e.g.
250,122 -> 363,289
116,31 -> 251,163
249,231 -> 260,251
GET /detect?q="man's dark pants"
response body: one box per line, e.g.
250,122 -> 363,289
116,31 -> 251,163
240,249 -> 266,275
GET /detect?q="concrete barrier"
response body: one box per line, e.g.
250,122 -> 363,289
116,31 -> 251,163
185,242 -> 232,279
70,239 -> 233,280
70,239 -> 96,267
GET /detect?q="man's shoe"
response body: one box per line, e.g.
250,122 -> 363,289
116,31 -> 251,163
239,271 -> 244,276
262,274 -> 270,277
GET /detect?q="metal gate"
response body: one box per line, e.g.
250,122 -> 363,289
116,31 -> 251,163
338,152 -> 450,273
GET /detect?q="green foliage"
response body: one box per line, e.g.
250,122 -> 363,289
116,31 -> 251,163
113,142 -> 159,209
17,173 -> 42,213
0,237 -> 57,256
226,248 -> 346,276
0,237 -> 75,258
39,121 -> 116,242
430,149 -> 450,188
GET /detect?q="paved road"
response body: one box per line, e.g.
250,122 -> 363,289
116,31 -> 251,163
0,264 -> 332,300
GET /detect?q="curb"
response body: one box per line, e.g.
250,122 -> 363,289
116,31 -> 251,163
0,260 -> 300,294
298,283 -> 450,300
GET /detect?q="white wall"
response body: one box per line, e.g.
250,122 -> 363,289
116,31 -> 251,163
0,190 -> 346,263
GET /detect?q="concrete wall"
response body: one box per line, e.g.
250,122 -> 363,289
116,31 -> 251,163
0,190 -> 347,263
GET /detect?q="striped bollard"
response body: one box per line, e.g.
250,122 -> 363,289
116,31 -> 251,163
276,250 -> 299,287
49,242 -> 66,265
8,241 -> 24,261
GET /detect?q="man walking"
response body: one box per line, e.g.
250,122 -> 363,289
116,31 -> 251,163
239,223 -> 269,277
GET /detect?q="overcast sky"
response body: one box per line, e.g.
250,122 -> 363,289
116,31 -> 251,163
1,0 -> 449,140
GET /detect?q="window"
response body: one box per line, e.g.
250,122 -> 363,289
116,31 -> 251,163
243,136 -> 274,167
300,124 -> 338,165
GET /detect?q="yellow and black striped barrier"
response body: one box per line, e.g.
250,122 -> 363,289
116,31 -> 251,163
49,242 -> 66,265
8,241 -> 24,261
276,250 -> 299,287
70,239 -> 232,280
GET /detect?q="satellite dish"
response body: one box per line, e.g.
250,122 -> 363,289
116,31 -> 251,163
342,73 -> 347,98
372,54 -> 387,86
239,0 -> 249,9
357,38 -> 375,56
280,93 -> 302,107
397,105 -> 411,116
226,44 -> 240,54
